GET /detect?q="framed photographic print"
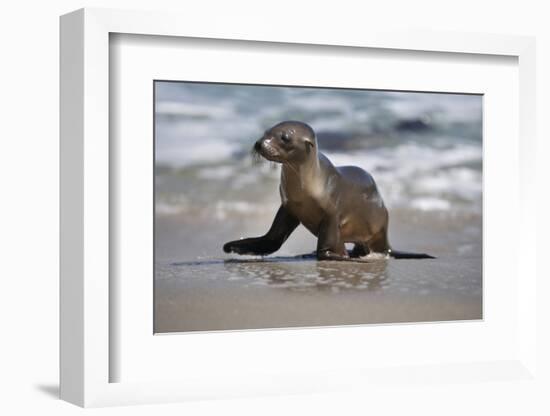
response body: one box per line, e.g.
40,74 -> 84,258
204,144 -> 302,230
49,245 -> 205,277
60,8 -> 538,407
153,81 -> 482,333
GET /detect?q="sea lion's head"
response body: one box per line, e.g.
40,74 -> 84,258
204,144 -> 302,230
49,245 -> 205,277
253,121 -> 316,163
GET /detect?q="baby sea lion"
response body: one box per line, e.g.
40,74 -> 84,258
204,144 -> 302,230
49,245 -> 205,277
223,121 -> 434,260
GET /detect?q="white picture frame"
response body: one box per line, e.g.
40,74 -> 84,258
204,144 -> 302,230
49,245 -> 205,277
60,7 -> 538,407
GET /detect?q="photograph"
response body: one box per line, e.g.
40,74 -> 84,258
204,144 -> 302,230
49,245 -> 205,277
154,81 -> 483,333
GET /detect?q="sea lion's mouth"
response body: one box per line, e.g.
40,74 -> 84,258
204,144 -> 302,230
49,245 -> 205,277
252,139 -> 284,163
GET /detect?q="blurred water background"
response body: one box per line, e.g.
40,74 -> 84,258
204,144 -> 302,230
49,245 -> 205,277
155,82 -> 482,220
154,81 -> 482,333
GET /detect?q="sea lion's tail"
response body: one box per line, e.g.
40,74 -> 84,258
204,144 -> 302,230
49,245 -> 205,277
389,249 -> 436,259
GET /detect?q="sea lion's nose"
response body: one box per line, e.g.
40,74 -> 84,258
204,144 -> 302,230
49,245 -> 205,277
254,138 -> 263,152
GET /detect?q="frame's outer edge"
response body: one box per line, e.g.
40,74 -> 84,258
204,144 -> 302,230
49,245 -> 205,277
517,39 -> 538,375
60,9 -> 85,407
57,6 -> 538,407
81,8 -> 111,407
90,7 -> 533,57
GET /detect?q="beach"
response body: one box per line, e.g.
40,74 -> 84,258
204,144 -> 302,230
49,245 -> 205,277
154,82 -> 483,333
154,206 -> 482,333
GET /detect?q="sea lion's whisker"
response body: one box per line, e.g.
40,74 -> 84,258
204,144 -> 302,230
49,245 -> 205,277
250,146 -> 265,164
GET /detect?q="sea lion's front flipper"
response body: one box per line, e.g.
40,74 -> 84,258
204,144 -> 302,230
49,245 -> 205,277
316,216 -> 348,261
223,205 -> 299,256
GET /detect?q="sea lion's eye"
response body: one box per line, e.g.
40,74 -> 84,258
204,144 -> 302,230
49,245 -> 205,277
281,132 -> 290,142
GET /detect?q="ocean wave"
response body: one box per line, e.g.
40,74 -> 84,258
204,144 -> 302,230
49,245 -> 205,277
154,82 -> 481,216
326,143 -> 481,206
384,92 -> 482,124
154,84 -> 482,170
410,197 -> 452,211
156,142 -> 481,217
156,197 -> 274,219
325,142 -> 481,173
155,101 -> 235,119
155,138 -> 237,167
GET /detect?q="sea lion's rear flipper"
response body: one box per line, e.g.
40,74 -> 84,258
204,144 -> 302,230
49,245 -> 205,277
389,249 -> 436,259
365,227 -> 435,259
223,205 -> 299,256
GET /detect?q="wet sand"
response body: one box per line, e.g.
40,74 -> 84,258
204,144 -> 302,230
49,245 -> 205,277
154,210 -> 482,333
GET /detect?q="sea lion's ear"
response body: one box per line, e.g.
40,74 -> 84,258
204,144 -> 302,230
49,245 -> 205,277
304,136 -> 315,148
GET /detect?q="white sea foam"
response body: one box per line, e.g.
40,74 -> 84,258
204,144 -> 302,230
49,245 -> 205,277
156,138 -> 236,167
156,101 -> 235,118
196,165 -> 237,180
156,197 -> 272,219
213,201 -> 267,220
155,202 -> 183,215
325,142 -> 481,210
410,197 -> 452,211
231,171 -> 264,189
363,252 -> 390,260
326,143 -> 481,182
412,168 -> 481,201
